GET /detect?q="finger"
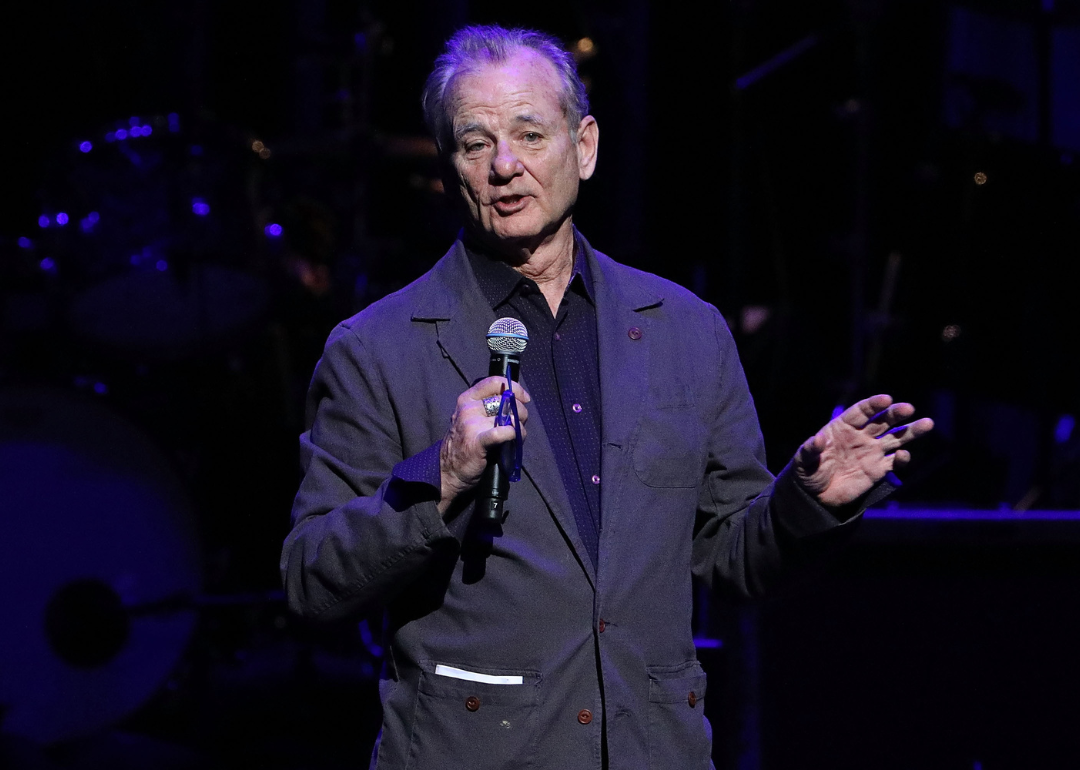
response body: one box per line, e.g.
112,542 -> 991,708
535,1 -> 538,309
477,424 -> 518,449
891,448 -> 912,471
839,394 -> 894,428
862,402 -> 917,438
876,417 -> 935,450
464,376 -> 519,401
794,432 -> 825,472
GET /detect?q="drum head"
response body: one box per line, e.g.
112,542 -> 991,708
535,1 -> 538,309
0,389 -> 201,744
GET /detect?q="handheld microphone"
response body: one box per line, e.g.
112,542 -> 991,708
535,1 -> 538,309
478,317 -> 528,522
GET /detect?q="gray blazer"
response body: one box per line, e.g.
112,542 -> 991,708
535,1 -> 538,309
282,234 -> 865,769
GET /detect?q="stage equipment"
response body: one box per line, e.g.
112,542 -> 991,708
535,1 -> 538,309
0,389 -> 201,744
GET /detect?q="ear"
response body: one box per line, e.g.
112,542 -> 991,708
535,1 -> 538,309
575,115 -> 599,180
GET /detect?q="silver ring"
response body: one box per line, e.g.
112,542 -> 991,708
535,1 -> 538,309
483,396 -> 501,417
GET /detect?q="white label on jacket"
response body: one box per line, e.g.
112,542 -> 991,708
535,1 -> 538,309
434,664 -> 524,685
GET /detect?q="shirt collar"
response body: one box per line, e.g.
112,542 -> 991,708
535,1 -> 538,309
463,228 -> 595,310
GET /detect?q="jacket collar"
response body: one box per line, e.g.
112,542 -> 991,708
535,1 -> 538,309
410,231 -> 663,587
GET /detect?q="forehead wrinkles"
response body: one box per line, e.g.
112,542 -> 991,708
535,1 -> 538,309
448,54 -> 566,136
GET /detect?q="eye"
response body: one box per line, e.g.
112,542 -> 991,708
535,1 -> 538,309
522,132 -> 541,143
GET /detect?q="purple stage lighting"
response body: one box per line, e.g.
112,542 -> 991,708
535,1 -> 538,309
93,381 -> 108,395
79,141 -> 92,153
265,223 -> 283,237
130,126 -> 142,137
56,213 -> 69,226
116,129 -> 128,140
80,211 -> 100,232
191,198 -> 210,216
142,125 -> 152,136
40,257 -> 56,271
17,237 -> 32,248
156,260 -> 168,271
1055,414 -> 1075,444
38,215 -> 50,228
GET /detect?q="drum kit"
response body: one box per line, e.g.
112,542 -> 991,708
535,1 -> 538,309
0,113 -> 362,755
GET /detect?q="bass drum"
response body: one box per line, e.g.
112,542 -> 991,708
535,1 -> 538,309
0,389 -> 201,744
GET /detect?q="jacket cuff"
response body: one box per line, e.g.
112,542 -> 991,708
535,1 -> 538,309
771,463 -> 900,538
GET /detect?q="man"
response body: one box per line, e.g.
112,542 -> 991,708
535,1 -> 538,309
281,25 -> 932,769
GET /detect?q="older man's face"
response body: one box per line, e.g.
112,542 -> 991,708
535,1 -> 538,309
447,50 -> 596,251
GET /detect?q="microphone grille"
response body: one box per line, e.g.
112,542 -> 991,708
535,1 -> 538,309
486,317 -> 528,353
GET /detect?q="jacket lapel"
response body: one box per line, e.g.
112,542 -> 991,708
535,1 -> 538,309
411,241 -> 596,588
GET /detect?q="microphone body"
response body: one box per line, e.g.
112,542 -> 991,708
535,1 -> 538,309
478,318 -> 528,522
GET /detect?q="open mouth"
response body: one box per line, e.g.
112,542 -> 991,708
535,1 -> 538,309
492,195 -> 528,215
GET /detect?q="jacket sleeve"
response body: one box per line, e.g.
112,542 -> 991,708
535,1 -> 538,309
691,309 -> 893,598
280,322 -> 459,621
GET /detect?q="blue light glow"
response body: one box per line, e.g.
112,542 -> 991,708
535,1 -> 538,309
168,113 -> 180,133
129,116 -> 140,126
190,144 -> 203,156
38,215 -> 50,228
130,126 -> 142,137
40,257 -> 56,271
56,212 -> 69,226
93,381 -> 108,395
192,198 -> 210,216
142,125 -> 152,135
130,255 -> 140,266
156,260 -> 168,271
1055,414 -> 1076,444
116,129 -> 128,140
265,223 -> 283,237
831,404 -> 845,419
79,141 -> 92,153
17,237 -> 31,248
105,132 -> 116,142
88,211 -> 99,223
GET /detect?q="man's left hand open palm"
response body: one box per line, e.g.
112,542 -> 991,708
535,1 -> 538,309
794,394 -> 934,508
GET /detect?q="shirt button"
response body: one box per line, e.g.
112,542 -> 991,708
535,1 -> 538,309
465,696 -> 481,712
628,326 -> 642,340
598,619 -> 606,633
577,709 -> 593,725
572,403 -> 582,413
688,691 -> 698,708
591,474 -> 600,485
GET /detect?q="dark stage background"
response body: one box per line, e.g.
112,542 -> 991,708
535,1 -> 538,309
2,1 -> 1079,768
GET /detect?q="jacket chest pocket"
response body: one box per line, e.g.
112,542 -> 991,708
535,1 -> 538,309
407,667 -> 541,770
646,662 -> 711,768
632,405 -> 705,488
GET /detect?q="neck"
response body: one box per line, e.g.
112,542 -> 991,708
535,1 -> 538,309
475,218 -> 576,315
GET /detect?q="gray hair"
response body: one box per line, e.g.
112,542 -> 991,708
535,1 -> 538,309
422,25 -> 590,154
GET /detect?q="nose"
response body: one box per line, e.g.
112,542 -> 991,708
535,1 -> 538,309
490,140 -> 523,183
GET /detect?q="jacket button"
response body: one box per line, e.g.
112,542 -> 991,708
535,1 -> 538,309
466,696 -> 481,712
577,709 -> 593,725
687,691 -> 698,708
598,619 -> 606,633
628,326 -> 642,340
